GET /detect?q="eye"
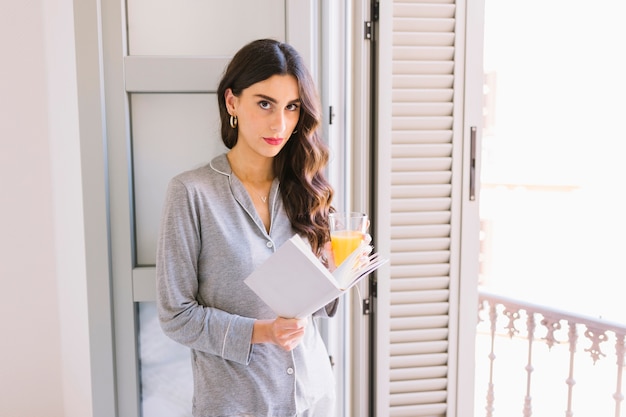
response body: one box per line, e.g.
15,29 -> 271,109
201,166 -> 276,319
258,101 -> 271,110
286,103 -> 300,111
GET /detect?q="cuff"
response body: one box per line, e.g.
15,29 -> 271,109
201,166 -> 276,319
221,315 -> 255,365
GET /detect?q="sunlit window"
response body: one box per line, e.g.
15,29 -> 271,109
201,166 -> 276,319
478,0 -> 626,323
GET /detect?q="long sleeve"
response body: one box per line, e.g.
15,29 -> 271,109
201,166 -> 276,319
156,178 -> 255,365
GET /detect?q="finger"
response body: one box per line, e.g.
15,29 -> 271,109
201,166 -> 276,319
277,317 -> 307,330
271,318 -> 306,345
274,333 -> 303,350
279,333 -> 306,351
322,241 -> 337,271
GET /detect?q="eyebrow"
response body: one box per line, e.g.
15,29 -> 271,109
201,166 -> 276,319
254,94 -> 301,105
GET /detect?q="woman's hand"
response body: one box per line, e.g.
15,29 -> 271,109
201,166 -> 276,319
322,241 -> 337,272
323,233 -> 372,272
252,317 -> 307,351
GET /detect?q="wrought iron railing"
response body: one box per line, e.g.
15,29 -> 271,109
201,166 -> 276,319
477,290 -> 626,417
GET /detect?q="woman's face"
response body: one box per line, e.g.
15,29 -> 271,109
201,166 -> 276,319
225,74 -> 300,159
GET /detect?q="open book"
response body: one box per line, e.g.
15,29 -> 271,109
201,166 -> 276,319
244,234 -> 388,318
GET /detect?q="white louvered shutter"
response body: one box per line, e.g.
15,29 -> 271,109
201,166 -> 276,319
374,1 -> 478,416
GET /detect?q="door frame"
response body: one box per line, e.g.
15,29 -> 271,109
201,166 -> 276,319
76,1 -> 329,416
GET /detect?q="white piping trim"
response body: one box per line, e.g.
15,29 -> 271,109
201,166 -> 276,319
222,318 -> 233,357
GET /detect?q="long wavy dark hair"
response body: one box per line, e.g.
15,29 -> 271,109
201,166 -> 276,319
217,39 -> 334,255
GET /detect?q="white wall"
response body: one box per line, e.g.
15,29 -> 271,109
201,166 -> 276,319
0,1 -> 93,416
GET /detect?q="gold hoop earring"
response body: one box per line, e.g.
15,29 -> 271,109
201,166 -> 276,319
229,115 -> 238,129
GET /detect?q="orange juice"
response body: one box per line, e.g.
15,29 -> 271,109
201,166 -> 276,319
331,230 -> 364,265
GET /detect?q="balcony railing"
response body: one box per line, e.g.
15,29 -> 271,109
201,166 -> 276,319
476,290 -> 626,417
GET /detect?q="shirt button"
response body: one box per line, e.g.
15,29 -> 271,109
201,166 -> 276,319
266,241 -> 273,248
287,367 -> 294,375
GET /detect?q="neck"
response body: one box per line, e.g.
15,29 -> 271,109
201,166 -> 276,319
226,150 -> 274,184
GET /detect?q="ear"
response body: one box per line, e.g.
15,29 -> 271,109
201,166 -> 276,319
224,88 -> 238,114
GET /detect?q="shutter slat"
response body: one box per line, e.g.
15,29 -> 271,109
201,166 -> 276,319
391,211 -> 451,225
391,291 -> 450,305
393,74 -> 454,88
391,353 -> 448,369
393,116 -> 452,131
391,303 -> 449,317
391,315 -> 449,331
390,341 -> 448,356
391,171 -> 452,185
390,367 -> 448,385
392,87 -> 453,101
391,302 -> 450,320
394,62 -> 454,76
393,46 -> 455,61
392,161 -> 451,174
392,184 -> 451,198
391,238 -> 449,252
394,17 -> 455,33
392,158 -> 452,172
391,251 -> 450,265
391,277 -> 450,291
393,32 -> 455,47
390,264 -> 450,278
391,158 -> 452,173
393,102 -> 453,116
391,197 -> 451,212
393,130 -> 452,144
392,144 -> 452,157
390,403 -> 448,417
390,224 -> 450,238
390,390 -> 448,406
391,329 -> 449,344
394,3 -> 456,19
391,379 -> 448,395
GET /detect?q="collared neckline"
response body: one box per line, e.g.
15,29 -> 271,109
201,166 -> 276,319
211,153 -> 280,236
209,153 -> 232,177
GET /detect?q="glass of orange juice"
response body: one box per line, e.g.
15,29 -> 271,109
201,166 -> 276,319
329,212 -> 368,266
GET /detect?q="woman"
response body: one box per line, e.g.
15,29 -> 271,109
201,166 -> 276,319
156,39 -> 337,417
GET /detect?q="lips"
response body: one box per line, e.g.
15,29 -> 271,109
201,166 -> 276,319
263,137 -> 284,146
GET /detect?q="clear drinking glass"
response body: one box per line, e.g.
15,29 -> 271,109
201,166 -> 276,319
329,212 -> 368,266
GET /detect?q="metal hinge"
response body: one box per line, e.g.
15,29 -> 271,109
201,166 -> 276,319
364,21 -> 373,40
362,298 -> 371,315
363,279 -> 378,315
365,1 -> 379,40
372,1 -> 379,22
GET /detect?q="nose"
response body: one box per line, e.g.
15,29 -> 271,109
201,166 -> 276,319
270,111 -> 286,133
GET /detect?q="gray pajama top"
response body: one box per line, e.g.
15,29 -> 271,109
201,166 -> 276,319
156,153 -> 336,417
